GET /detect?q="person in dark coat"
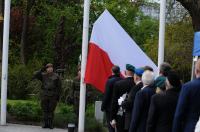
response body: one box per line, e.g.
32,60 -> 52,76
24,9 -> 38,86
110,64 -> 135,132
72,68 -> 81,122
173,59 -> 200,132
159,62 -> 172,77
154,62 -> 172,94
146,71 -> 181,132
129,70 -> 155,132
101,65 -> 122,132
33,63 -> 62,129
122,68 -> 144,131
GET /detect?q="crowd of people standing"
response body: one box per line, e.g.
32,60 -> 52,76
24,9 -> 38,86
101,60 -> 200,132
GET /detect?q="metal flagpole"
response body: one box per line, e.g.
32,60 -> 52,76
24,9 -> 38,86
1,0 -> 11,125
78,0 -> 90,131
158,0 -> 166,72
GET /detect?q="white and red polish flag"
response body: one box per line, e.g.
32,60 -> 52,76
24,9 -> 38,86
85,10 -> 158,93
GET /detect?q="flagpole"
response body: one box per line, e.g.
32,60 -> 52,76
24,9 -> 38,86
158,0 -> 166,72
78,0 -> 90,131
1,0 -> 11,125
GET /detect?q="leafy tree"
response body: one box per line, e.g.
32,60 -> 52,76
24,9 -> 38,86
145,19 -> 193,81
9,0 -> 159,75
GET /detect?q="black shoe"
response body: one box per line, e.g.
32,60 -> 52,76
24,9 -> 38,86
42,119 -> 48,128
49,125 -> 54,129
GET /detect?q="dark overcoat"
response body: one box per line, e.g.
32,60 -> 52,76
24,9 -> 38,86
129,85 -> 155,132
146,88 -> 180,132
173,78 -> 200,132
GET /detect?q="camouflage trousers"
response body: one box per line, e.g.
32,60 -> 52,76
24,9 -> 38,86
41,96 -> 58,123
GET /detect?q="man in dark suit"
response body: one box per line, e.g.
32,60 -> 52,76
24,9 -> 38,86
101,65 -> 122,132
122,68 -> 144,131
147,71 -> 181,132
110,64 -> 135,132
173,59 -> 200,132
129,70 -> 155,132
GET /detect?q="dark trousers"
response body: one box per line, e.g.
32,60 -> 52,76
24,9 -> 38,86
41,96 -> 58,122
117,115 -> 126,132
124,112 -> 131,131
105,112 -> 115,132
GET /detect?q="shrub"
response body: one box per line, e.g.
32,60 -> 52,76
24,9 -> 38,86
58,104 -> 74,114
7,100 -> 77,128
8,101 -> 42,121
85,118 -> 107,132
8,65 -> 32,99
54,104 -> 77,128
86,104 -> 95,118
54,113 -> 76,128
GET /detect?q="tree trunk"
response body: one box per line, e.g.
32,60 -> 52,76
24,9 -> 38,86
53,16 -> 65,70
190,12 -> 200,32
20,0 -> 35,64
177,0 -> 200,32
20,9 -> 28,64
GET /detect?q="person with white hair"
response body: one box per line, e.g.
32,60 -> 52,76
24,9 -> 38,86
129,70 -> 155,132
195,117 -> 200,132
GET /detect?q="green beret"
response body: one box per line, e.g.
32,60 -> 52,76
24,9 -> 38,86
155,76 -> 166,89
126,64 -> 135,72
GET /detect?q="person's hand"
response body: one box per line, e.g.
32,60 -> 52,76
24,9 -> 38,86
41,66 -> 46,72
110,119 -> 116,128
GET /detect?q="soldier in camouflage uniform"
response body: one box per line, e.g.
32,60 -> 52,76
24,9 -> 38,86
72,68 -> 81,120
33,63 -> 62,129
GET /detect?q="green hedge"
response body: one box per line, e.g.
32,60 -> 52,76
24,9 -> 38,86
8,65 -> 32,99
7,100 -> 76,128
6,100 -> 106,130
7,100 -> 42,121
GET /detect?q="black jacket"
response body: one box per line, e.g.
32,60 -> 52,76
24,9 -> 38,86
147,88 -> 180,132
101,75 -> 122,112
129,85 -> 155,132
122,82 -> 143,130
111,77 -> 135,120
173,78 -> 200,132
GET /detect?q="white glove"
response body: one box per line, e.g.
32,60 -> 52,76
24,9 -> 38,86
110,119 -> 116,128
118,97 -> 124,105
118,93 -> 127,105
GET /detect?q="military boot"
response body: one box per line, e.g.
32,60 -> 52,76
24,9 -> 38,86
48,118 -> 54,129
42,118 -> 48,128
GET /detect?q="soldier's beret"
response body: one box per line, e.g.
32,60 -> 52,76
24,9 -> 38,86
135,68 -> 144,77
46,63 -> 53,68
155,76 -> 166,88
126,64 -> 135,72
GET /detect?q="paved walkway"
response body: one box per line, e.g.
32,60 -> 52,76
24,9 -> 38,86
0,124 -> 68,132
